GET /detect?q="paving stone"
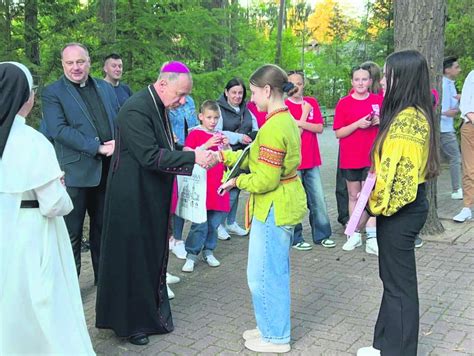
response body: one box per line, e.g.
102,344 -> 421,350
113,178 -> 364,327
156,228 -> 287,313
77,130 -> 473,355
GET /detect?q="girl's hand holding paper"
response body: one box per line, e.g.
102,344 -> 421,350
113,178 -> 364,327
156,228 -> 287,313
217,177 -> 237,196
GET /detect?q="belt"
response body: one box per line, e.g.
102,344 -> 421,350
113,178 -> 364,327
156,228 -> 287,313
280,173 -> 298,184
20,200 -> 39,208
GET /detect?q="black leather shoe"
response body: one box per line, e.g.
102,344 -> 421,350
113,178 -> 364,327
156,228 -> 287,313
129,333 -> 149,345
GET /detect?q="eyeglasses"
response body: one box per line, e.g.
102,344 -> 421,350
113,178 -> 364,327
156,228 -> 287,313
32,85 -> 39,94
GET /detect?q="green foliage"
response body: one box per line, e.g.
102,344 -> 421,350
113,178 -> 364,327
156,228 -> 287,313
305,48 -> 351,108
0,0 -> 472,125
445,0 -> 474,88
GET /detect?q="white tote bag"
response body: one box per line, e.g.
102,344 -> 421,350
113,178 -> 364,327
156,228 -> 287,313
175,164 -> 207,223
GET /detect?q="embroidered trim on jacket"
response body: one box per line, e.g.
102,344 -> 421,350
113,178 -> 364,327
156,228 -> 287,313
258,145 -> 286,168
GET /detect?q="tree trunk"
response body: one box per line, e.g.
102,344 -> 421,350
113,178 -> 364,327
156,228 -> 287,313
124,0 -> 134,70
275,0 -> 285,65
202,0 -> 226,71
98,0 -> 117,46
1,0 -> 13,57
386,0 -> 393,57
229,0 -> 238,65
394,0 -> 447,235
24,0 -> 40,66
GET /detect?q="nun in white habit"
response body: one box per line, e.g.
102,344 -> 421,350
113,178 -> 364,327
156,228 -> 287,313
0,62 -> 95,355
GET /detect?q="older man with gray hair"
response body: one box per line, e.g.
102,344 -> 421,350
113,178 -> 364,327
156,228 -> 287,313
96,61 -> 215,346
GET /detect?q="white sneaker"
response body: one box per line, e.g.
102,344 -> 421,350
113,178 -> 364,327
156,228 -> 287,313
292,241 -> 313,251
169,236 -> 176,250
243,328 -> 261,341
182,258 -> 195,272
366,237 -> 379,256
357,346 -> 380,356
451,189 -> 463,200
203,254 -> 220,267
342,232 -> 362,251
167,285 -> 175,300
225,222 -> 248,236
166,272 -> 180,284
453,207 -> 472,223
217,224 -> 231,240
244,337 -> 290,353
170,239 -> 187,259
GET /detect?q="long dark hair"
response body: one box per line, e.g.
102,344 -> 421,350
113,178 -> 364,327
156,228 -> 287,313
371,50 -> 439,179
361,61 -> 383,94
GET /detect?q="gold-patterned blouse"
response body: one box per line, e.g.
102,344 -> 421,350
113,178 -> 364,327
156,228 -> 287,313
368,107 -> 430,216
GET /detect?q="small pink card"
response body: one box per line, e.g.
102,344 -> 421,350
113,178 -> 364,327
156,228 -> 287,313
344,172 -> 377,236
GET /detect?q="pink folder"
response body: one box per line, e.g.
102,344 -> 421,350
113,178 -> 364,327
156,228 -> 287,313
344,172 -> 377,236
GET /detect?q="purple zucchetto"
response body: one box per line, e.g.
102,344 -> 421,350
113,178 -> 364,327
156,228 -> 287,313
160,61 -> 190,74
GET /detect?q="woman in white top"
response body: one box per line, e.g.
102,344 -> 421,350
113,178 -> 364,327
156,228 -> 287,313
0,62 -> 95,355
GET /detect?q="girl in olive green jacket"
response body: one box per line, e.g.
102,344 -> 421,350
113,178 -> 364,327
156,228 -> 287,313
218,64 -> 307,354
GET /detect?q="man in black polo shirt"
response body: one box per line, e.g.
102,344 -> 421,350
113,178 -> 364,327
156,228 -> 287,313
41,43 -> 119,284
103,53 -> 132,107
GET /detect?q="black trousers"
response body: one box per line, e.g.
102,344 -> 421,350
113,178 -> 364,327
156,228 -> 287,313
335,149 -> 349,225
65,158 -> 110,283
373,184 -> 428,356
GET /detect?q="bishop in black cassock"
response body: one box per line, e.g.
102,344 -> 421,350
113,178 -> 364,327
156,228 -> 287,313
95,63 -> 208,345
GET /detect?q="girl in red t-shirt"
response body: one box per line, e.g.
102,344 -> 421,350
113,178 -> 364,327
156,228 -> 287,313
333,66 -> 382,255
285,70 -> 334,250
180,101 -> 231,273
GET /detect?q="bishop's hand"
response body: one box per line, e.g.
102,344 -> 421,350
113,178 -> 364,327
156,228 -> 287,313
195,150 -> 217,169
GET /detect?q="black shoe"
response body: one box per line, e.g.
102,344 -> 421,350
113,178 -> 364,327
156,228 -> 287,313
129,333 -> 149,345
415,236 -> 423,248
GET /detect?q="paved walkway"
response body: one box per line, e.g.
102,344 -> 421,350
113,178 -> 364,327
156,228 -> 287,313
80,130 -> 473,355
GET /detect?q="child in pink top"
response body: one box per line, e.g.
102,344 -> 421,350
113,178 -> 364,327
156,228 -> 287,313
333,65 -> 383,255
181,101 -> 230,273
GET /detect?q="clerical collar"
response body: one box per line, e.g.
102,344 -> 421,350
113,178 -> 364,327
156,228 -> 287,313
67,76 -> 91,88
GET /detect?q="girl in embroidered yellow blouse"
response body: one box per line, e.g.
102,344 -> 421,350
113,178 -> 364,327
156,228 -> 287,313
357,50 -> 440,356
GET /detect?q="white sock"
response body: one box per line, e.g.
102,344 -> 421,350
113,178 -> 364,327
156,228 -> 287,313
462,207 -> 472,215
366,227 -> 376,239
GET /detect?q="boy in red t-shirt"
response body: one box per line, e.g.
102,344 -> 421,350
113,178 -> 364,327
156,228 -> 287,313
333,66 -> 383,256
286,71 -> 334,250
180,101 -> 231,273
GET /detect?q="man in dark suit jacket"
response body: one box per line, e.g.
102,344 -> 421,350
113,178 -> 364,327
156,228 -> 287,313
41,42 -> 119,284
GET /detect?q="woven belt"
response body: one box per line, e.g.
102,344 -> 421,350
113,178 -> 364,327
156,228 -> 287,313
280,173 -> 298,183
20,200 -> 39,208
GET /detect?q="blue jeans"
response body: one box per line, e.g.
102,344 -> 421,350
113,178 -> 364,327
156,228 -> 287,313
173,214 -> 185,240
222,188 -> 240,225
185,210 -> 225,259
293,167 -> 332,245
247,207 -> 294,344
